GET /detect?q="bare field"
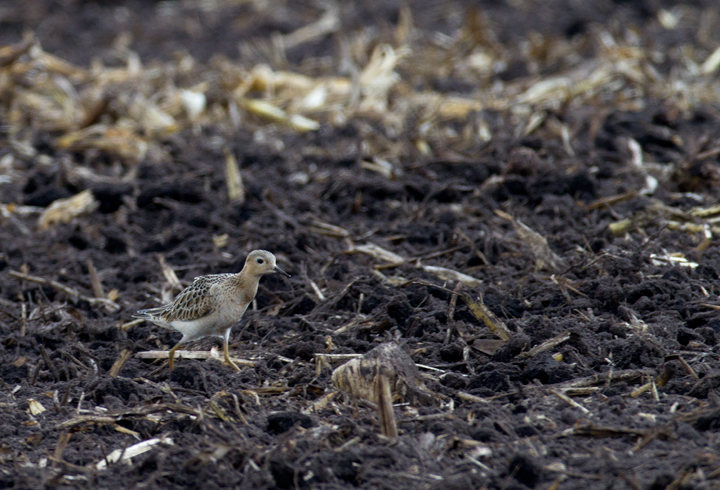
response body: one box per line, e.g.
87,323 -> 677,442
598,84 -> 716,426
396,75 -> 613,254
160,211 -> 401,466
2,1 -> 720,489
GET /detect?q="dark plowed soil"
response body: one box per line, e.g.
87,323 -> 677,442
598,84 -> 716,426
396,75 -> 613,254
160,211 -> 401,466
2,1 -> 720,489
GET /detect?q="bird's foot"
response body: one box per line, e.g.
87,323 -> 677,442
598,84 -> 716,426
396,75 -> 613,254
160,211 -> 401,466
223,339 -> 241,371
223,356 -> 241,372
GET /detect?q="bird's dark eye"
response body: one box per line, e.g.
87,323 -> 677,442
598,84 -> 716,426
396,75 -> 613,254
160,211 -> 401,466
257,258 -> 264,264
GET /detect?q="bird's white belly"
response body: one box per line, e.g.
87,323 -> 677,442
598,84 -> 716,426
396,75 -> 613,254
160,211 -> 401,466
169,304 -> 248,340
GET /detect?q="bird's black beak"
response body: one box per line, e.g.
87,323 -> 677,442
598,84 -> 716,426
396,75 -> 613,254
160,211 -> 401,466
274,266 -> 291,277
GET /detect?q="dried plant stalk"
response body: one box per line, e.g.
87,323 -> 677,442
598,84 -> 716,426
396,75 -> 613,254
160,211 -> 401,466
358,44 -> 407,114
57,125 -> 148,162
462,293 -> 511,341
28,398 -> 46,415
346,242 -> 406,265
9,270 -> 120,311
282,9 -> 339,49
307,219 -> 350,238
38,189 -> 98,229
517,331 -> 571,359
135,349 -> 255,366
95,436 -> 174,470
496,210 -> 565,272
0,36 -> 33,67
240,98 -> 319,132
225,150 -> 246,204
377,374 -> 398,438
157,255 -> 182,290
87,258 -> 105,299
52,432 -> 72,466
420,264 -> 482,288
108,349 -> 133,377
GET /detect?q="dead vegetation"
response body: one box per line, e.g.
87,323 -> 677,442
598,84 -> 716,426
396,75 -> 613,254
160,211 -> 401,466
2,1 -> 720,489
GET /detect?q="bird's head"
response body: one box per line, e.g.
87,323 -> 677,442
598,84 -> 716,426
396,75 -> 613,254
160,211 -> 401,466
245,250 -> 291,278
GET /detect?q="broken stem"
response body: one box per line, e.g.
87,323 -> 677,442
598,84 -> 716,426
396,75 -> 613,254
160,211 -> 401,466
9,270 -> 119,311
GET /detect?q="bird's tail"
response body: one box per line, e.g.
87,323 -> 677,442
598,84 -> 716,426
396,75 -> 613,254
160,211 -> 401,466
132,306 -> 167,320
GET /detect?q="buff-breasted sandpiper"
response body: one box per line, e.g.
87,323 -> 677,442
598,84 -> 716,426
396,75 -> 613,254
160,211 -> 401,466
133,250 -> 290,371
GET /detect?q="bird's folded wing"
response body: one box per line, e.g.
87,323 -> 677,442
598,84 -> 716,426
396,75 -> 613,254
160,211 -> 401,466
162,276 -> 222,322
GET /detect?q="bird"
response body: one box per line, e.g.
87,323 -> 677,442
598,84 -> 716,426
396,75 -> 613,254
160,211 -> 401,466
133,250 -> 291,371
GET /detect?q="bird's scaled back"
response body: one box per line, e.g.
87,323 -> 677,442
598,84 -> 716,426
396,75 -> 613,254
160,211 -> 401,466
157,273 -> 234,323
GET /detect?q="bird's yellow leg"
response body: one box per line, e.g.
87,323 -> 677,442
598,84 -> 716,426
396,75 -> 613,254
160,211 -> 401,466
223,330 -> 240,371
168,344 -> 181,371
